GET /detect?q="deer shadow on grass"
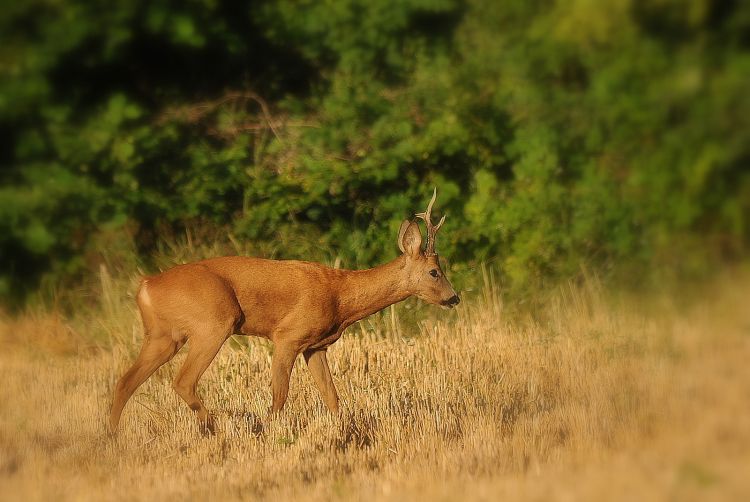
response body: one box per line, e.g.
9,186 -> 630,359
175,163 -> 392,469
225,406 -> 379,452
334,410 -> 378,451
228,410 -> 266,437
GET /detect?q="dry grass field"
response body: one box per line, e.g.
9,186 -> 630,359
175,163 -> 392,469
1,268 -> 749,501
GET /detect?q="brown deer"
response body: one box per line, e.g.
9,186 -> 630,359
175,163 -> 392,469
109,189 -> 459,434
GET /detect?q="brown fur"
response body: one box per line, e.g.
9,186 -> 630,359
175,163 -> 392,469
109,211 -> 459,433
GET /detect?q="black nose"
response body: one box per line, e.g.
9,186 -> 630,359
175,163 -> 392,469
448,294 -> 460,306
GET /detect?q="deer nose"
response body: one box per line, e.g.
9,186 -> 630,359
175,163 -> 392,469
447,294 -> 460,306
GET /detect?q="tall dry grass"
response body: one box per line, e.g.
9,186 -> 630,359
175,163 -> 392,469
0,267 -> 748,501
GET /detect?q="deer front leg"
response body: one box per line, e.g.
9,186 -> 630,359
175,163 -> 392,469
269,342 -> 299,415
304,348 -> 340,413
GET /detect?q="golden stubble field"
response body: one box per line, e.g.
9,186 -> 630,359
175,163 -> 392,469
1,270 -> 749,501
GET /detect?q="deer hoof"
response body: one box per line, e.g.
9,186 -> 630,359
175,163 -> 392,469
200,415 -> 217,436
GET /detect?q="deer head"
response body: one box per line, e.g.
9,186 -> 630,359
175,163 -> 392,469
397,188 -> 460,308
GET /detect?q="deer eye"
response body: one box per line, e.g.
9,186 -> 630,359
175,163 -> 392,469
429,269 -> 439,278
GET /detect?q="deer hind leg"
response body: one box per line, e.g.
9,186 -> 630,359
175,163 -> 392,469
269,342 -> 301,416
109,332 -> 179,433
173,328 -> 231,434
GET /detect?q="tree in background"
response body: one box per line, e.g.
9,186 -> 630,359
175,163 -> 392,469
1,0 -> 748,307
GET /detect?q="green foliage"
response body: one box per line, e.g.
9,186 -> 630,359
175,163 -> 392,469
1,0 -> 749,306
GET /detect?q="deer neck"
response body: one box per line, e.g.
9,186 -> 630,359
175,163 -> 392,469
336,255 -> 411,325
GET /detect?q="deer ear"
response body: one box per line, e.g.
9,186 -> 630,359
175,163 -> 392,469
398,220 -> 422,257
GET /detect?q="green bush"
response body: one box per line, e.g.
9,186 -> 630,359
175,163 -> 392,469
1,0 -> 748,307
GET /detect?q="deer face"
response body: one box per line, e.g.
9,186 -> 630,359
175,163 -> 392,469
397,189 -> 460,308
404,252 -> 460,308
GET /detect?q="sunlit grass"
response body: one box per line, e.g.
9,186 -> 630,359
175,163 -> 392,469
1,269 -> 748,500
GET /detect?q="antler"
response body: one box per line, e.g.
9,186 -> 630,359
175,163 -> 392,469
415,187 -> 446,256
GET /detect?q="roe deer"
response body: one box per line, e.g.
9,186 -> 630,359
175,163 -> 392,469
109,188 -> 459,433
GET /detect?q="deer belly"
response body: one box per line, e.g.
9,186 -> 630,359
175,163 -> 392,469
306,328 -> 344,350
236,313 -> 276,339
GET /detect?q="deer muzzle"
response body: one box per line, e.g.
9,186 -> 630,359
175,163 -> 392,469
441,294 -> 461,308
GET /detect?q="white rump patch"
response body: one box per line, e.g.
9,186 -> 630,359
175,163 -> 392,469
138,281 -> 152,307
